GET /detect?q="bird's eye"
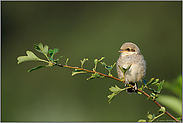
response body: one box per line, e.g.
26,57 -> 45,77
126,48 -> 130,51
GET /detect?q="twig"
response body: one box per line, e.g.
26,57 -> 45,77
55,63 -> 179,122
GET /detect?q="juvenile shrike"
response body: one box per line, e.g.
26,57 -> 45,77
117,42 -> 146,93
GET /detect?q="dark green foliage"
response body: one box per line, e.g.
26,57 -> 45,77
48,48 -> 58,59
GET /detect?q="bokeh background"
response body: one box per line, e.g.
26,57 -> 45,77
2,1 -> 182,122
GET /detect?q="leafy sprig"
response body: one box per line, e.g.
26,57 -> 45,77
17,43 -> 62,72
138,107 -> 166,122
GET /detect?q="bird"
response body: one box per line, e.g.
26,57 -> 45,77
116,42 -> 146,93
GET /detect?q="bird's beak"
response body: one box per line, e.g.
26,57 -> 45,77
118,49 -> 123,53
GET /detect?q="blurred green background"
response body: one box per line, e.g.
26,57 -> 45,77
2,1 -> 182,122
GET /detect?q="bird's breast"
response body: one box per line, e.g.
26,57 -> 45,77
117,54 -> 146,83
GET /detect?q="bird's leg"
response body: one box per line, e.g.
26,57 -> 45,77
133,82 -> 138,90
132,82 -> 138,93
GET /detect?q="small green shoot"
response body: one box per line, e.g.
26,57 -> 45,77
101,62 -> 116,76
118,64 -> 131,77
80,58 -> 88,68
93,57 -> 105,71
65,58 -> 69,65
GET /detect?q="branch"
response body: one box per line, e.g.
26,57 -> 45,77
55,63 -> 179,122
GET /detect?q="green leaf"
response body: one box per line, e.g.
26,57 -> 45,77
107,85 -> 128,104
151,79 -> 160,86
101,62 -> 116,71
87,72 -> 104,80
147,93 -> 158,100
145,78 -> 160,87
34,43 -> 48,55
107,93 -> 115,103
147,113 -> 153,120
176,117 -> 182,122
138,119 -> 146,122
146,78 -> 155,85
147,111 -> 155,121
109,85 -> 123,93
28,65 -> 46,72
72,69 -> 87,76
80,58 -> 88,68
137,85 -> 144,95
159,107 -> 166,113
17,51 -> 40,64
48,48 -> 58,59
150,93 -> 156,98
137,91 -> 142,95
146,78 -> 160,86
145,78 -> 164,94
156,80 -> 164,93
